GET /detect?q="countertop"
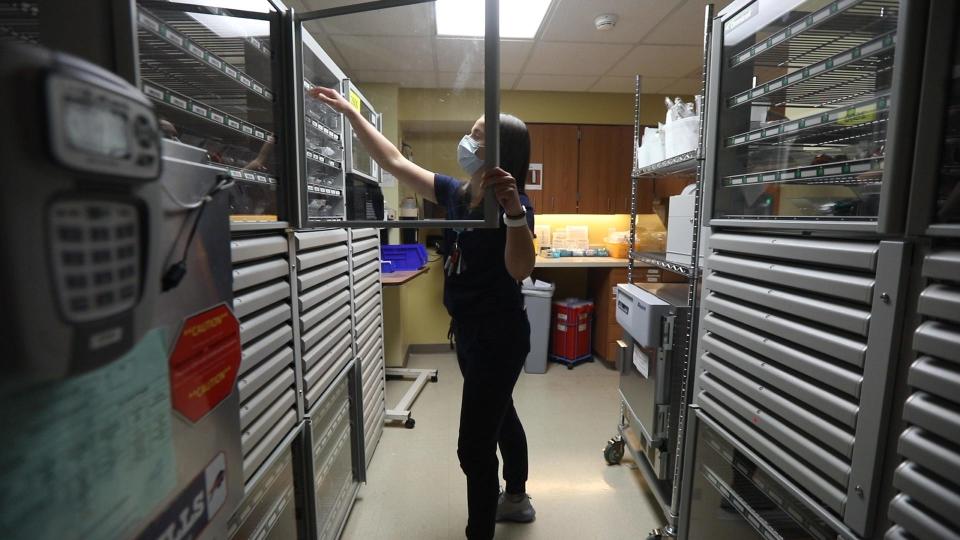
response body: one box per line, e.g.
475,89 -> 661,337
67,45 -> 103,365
381,266 -> 429,286
534,256 -> 630,268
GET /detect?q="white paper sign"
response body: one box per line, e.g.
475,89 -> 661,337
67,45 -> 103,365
633,347 -> 650,379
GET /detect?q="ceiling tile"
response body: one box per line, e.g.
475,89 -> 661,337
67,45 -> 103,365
540,0 -> 680,44
660,78 -> 703,95
352,70 -> 437,88
435,72 -> 518,90
330,35 -> 435,72
434,39 -> 532,74
608,44 -> 702,78
525,41 -> 632,76
642,0 -> 714,45
589,76 -> 676,94
515,74 -> 599,92
316,1 -> 434,37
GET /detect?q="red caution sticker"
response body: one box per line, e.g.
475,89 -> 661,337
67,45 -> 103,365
169,304 -> 241,423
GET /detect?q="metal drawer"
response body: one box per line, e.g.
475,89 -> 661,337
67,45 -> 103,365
707,253 -> 875,304
238,346 -> 294,402
705,273 -> 871,336
239,303 -> 292,345
241,324 -> 293,374
352,249 -> 379,267
232,235 -> 288,264
241,390 -> 296,455
704,293 -> 867,368
296,229 -> 348,251
701,335 -> 859,427
301,304 -> 351,351
233,257 -> 289,292
301,290 -> 351,333
703,313 -> 862,399
352,258 -> 379,281
708,233 -> 878,271
298,260 -> 349,292
298,244 -> 350,272
235,280 -> 291,319
299,275 -> 349,312
302,320 -> 352,372
240,367 -> 295,429
243,409 -> 298,483
350,228 -> 378,241
303,333 -> 353,394
305,348 -> 353,408
352,237 -> 378,254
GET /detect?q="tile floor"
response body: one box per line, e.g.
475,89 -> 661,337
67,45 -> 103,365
341,353 -> 662,539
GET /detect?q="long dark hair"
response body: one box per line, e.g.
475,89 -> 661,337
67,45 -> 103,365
498,113 -> 531,195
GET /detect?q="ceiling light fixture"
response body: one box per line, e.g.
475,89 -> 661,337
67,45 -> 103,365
594,14 -> 618,31
435,0 -> 553,39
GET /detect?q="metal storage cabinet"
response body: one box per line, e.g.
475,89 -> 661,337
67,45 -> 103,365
302,361 -> 361,540
681,0 -> 929,538
351,228 -> 386,467
227,430 -> 309,540
298,32 -> 347,225
135,2 -> 286,223
231,232 -> 302,488
293,229 -> 353,411
886,3 -> 960,538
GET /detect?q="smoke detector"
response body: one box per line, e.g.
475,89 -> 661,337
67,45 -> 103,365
594,13 -> 618,31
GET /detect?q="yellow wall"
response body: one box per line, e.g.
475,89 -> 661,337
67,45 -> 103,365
398,88 -> 693,127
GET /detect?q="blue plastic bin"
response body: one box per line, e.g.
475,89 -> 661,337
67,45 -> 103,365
381,244 -> 428,271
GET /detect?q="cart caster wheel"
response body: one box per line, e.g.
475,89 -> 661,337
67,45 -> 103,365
404,418 -> 416,429
431,374 -> 438,383
604,437 -> 625,465
567,364 -> 574,370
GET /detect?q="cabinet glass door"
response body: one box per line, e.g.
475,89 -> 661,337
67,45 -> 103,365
301,33 -> 346,225
136,1 -> 284,223
296,0 -> 500,228
934,18 -> 960,224
714,0 -> 899,223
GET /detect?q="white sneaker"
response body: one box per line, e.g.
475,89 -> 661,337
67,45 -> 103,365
496,490 -> 536,523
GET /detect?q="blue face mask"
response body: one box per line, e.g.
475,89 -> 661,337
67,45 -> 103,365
457,134 -> 484,177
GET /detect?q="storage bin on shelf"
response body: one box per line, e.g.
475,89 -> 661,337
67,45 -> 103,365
550,299 -> 594,369
380,244 -> 427,272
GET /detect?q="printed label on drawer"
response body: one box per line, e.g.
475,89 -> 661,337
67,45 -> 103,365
633,347 -> 649,378
170,96 -> 188,109
227,119 -> 241,129
143,85 -> 164,100
578,323 -> 587,332
241,125 -> 254,135
188,43 -> 204,57
140,14 -> 160,32
210,112 -> 225,123
225,66 -> 237,78
210,57 -> 223,69
191,104 -> 208,116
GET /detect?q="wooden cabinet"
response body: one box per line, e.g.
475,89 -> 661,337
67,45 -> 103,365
526,123 -> 649,214
536,124 -> 579,214
588,267 -> 629,365
579,125 -> 635,214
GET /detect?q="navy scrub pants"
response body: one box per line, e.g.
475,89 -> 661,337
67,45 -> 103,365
453,309 -> 531,540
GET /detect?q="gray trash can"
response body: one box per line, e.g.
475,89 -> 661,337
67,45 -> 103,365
522,280 -> 555,374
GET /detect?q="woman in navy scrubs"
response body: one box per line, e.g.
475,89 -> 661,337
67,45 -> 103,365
311,87 -> 537,540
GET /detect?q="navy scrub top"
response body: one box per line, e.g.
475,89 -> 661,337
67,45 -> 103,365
434,174 -> 535,322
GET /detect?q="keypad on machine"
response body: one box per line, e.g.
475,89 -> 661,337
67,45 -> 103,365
50,200 -> 140,322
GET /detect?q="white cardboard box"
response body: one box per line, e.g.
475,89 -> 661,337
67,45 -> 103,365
666,193 -> 696,264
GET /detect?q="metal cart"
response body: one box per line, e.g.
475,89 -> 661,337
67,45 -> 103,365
603,5 -> 716,539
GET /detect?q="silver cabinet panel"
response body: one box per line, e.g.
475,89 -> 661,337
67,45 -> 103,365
239,303 -> 292,345
235,281 -> 291,319
295,229 -> 348,251
352,258 -> 379,281
352,237 -> 378,253
298,260 -> 349,292
703,313 -> 863,398
243,409 -> 299,484
232,236 -> 288,264
302,320 -> 351,372
297,244 -> 349,272
708,233 -> 879,271
352,249 -> 378,268
240,368 -> 295,429
706,253 -> 876,304
908,357 -> 960,403
241,391 -> 296,455
888,494 -> 959,540
350,228 -> 378,241
301,304 -> 351,351
897,426 -> 960,492
240,325 -> 294,374
233,257 -> 289,292
301,290 -> 350,333
304,347 -> 353,408
238,346 -> 294,403
299,275 -> 349,312
918,284 -> 960,325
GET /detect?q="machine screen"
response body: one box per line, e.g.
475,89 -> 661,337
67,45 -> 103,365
63,99 -> 130,158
